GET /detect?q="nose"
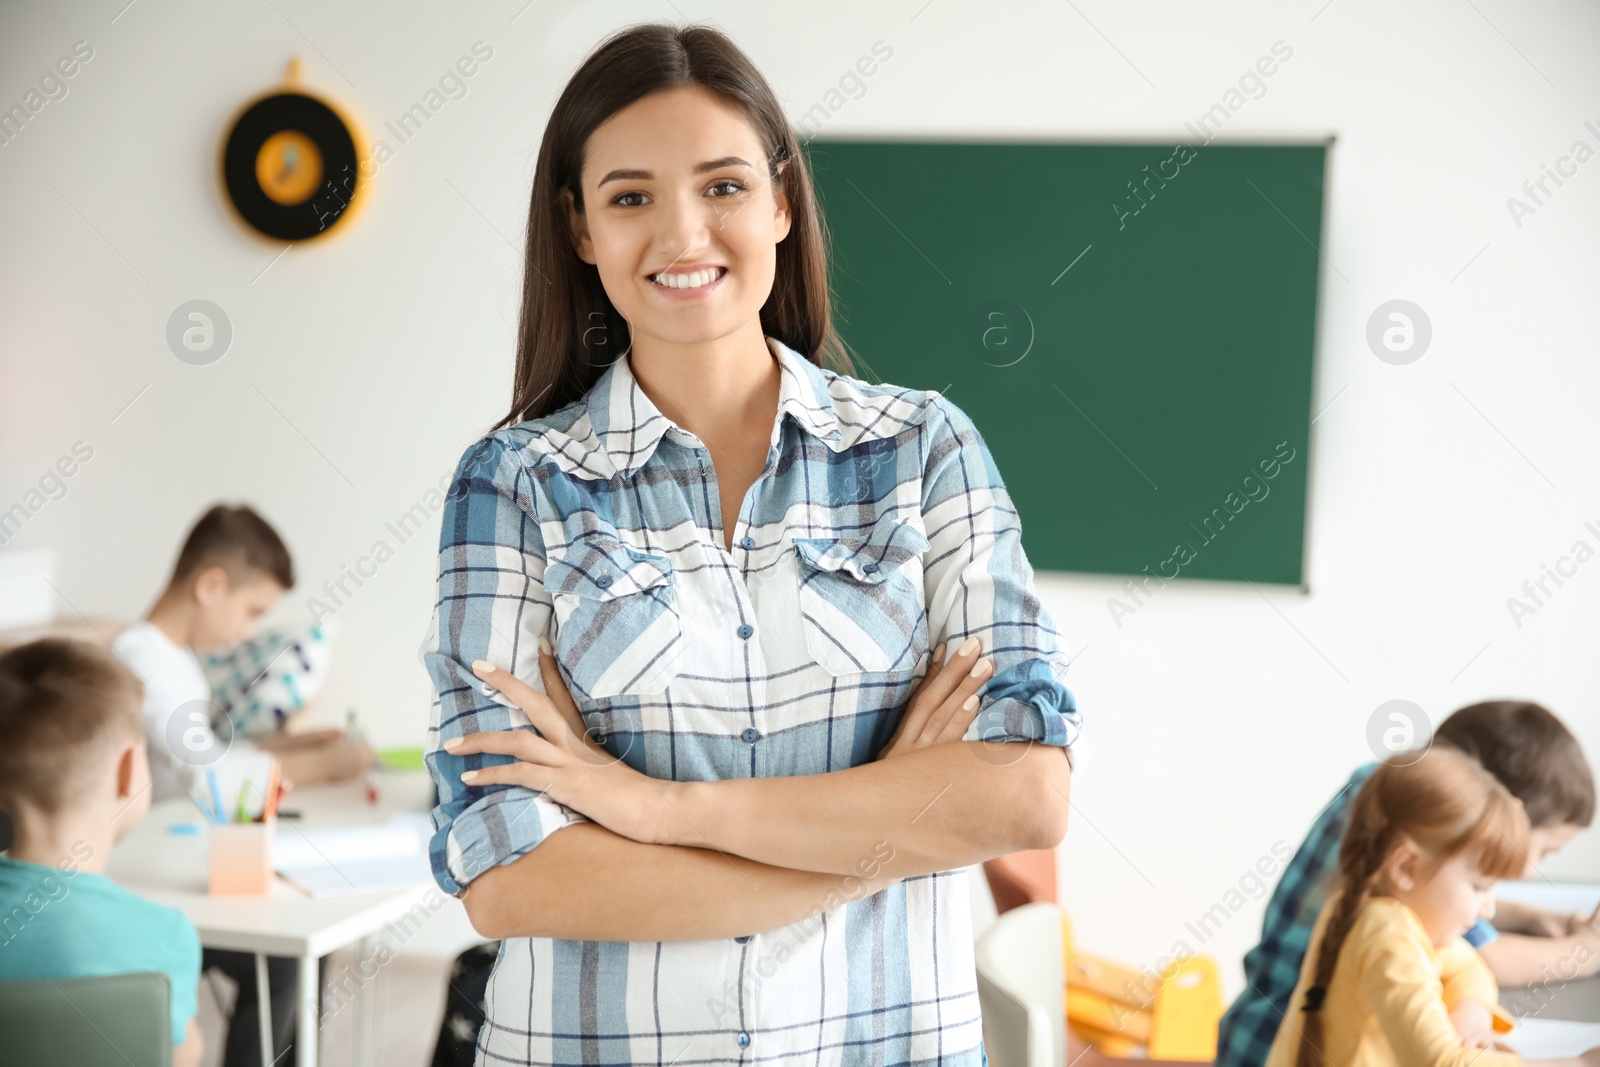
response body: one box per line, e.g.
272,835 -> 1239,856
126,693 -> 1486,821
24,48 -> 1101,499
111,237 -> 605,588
1481,895 -> 1497,921
654,187 -> 716,261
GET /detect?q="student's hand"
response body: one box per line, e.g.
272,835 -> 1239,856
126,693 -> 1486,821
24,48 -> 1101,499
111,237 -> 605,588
274,737 -> 374,787
446,644 -> 673,847
1523,908 -> 1577,937
1561,908 -> 1600,936
876,639 -> 993,761
1449,1000 -> 1497,1049
255,727 -> 345,753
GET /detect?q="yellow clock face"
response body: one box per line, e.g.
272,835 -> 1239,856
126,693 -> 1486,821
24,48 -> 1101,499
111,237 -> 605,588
255,130 -> 324,206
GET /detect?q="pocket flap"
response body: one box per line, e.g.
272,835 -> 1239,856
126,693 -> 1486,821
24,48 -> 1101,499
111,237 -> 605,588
545,537 -> 673,600
792,524 -> 930,584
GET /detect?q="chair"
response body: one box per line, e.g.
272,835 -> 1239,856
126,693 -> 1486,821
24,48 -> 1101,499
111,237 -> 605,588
0,971 -> 172,1067
983,849 -> 1058,914
975,902 -> 1067,1067
1062,910 -> 1222,1061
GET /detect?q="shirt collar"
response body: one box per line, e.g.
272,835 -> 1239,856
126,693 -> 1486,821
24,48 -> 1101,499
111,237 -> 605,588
588,335 -> 842,476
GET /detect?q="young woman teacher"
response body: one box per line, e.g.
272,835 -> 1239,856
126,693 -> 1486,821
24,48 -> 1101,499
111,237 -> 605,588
420,23 -> 1081,1067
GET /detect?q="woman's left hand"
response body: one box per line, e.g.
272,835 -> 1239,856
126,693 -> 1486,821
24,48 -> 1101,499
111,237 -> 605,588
444,640 -> 674,846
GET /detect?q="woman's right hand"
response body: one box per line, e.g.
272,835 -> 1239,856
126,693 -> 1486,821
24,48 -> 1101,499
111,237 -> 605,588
876,637 -> 993,761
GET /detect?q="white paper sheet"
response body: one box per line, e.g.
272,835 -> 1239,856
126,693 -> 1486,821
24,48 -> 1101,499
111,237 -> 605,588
1504,1017 -> 1600,1058
1496,880 -> 1600,920
273,812 -> 433,897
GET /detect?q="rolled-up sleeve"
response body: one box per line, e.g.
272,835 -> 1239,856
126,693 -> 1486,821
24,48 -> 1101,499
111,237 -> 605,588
919,395 -> 1081,749
420,434 -> 590,896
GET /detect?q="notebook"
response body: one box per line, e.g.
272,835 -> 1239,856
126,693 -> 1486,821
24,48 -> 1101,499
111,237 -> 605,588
273,812 -> 434,897
1495,879 -> 1600,918
1505,1018 -> 1600,1058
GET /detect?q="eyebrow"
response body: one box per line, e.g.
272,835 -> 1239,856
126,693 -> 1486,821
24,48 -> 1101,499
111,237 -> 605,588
597,156 -> 753,187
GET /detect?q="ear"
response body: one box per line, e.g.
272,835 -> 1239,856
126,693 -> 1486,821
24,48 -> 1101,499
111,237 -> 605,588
194,565 -> 229,607
1385,835 -> 1421,892
115,741 -> 137,799
563,187 -> 596,265
772,162 -> 791,243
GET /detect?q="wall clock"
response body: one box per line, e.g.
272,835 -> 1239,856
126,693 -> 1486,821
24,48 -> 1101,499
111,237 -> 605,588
221,58 -> 367,242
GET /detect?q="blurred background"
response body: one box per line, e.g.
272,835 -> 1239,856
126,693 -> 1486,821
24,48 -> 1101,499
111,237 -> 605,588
2,0 -> 1597,1017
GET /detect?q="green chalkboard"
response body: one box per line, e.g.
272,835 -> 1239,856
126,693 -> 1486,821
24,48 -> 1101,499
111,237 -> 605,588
808,139 -> 1326,587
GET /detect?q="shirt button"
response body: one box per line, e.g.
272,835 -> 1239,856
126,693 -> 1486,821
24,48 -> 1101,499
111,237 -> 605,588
863,562 -> 879,574
595,574 -> 613,588
736,1032 -> 751,1048
741,727 -> 759,743
739,536 -> 755,550
734,934 -> 751,943
736,623 -> 754,640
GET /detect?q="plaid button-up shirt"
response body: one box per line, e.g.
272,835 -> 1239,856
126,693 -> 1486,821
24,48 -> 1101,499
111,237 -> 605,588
420,335 -> 1079,1066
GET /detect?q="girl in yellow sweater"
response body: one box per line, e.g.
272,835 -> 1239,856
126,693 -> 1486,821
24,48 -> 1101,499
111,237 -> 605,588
1267,746 -> 1600,1067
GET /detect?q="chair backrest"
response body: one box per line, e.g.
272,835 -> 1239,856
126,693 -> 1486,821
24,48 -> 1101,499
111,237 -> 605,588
982,849 -> 1058,914
0,971 -> 172,1067
974,902 -> 1066,1067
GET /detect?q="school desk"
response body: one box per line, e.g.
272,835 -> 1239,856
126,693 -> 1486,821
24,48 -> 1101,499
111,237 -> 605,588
1494,879 -> 1600,1029
107,769 -> 479,1067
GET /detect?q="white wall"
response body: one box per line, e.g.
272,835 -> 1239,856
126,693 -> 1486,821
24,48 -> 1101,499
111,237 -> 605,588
3,0 -> 1597,996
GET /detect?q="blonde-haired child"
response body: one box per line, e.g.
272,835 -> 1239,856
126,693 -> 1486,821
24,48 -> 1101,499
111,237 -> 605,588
1267,746 -> 1600,1067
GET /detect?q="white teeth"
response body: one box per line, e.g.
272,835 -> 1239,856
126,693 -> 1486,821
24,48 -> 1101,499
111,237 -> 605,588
651,267 -> 723,289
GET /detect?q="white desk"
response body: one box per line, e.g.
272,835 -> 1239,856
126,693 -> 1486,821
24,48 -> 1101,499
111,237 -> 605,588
108,769 -> 465,1067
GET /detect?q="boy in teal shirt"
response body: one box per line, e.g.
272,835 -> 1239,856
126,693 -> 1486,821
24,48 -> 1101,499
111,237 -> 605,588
0,637 -> 203,1067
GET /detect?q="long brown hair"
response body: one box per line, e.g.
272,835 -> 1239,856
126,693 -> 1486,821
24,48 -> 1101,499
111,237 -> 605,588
496,22 -> 853,431
1294,746 -> 1529,1067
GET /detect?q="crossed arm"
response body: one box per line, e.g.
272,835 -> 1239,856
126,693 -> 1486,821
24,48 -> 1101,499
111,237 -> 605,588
428,410 -> 1077,943
451,645 -> 1072,942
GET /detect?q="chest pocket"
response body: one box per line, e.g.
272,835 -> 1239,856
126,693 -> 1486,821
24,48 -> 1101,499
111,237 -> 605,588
544,535 -> 682,700
793,523 -> 930,676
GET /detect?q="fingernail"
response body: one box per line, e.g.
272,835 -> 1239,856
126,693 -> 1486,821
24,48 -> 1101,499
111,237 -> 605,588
539,636 -> 552,656
443,737 -> 463,751
932,643 -> 946,663
460,769 -> 478,782
962,695 -> 979,712
957,636 -> 980,657
970,658 -> 992,679
471,660 -> 493,674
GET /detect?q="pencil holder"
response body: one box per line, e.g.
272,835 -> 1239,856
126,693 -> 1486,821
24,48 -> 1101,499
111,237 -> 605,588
208,819 -> 275,896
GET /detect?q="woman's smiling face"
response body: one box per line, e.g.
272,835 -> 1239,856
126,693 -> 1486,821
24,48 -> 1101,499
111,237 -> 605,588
567,84 -> 791,347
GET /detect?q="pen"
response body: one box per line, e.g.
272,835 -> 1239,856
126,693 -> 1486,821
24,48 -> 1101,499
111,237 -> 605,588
207,770 -> 224,826
236,777 -> 252,823
191,792 -> 219,826
260,761 -> 280,822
